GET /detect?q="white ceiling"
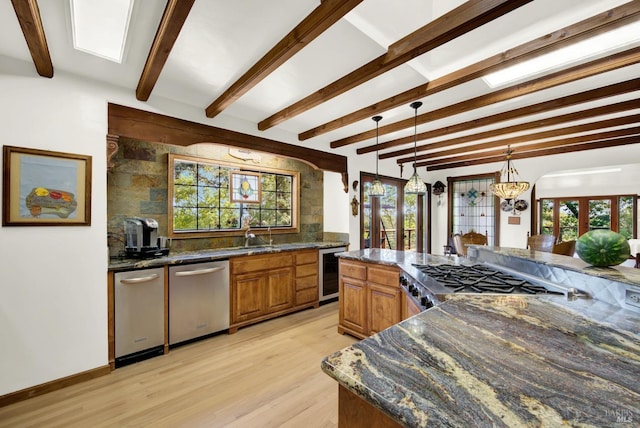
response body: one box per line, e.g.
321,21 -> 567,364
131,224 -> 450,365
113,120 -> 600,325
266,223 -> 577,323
1,0 -> 638,161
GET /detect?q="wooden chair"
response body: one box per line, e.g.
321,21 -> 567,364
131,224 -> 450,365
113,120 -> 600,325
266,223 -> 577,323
453,231 -> 488,256
527,234 -> 556,253
552,240 -> 576,256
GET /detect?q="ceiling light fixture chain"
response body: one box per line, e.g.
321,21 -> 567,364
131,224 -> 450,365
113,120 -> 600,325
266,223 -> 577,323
369,115 -> 385,197
405,101 -> 427,195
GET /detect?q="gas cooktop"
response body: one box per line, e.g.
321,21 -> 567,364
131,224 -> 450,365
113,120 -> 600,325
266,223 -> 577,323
412,263 -> 563,295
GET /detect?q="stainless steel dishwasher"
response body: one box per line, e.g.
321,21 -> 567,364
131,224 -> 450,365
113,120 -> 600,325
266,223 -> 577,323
114,267 -> 165,364
169,260 -> 230,345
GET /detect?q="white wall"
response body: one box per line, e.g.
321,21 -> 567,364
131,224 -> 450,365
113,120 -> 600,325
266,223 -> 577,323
1,70 -> 108,395
0,63 -> 243,395
323,171 -> 349,234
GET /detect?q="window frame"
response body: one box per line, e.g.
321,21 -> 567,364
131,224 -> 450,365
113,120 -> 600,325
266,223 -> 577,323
537,194 -> 637,240
168,153 -> 300,239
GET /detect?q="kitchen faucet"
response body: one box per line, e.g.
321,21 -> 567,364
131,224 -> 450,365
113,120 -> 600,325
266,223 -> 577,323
244,227 -> 255,247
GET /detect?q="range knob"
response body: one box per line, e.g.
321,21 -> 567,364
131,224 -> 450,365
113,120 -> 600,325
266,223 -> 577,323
411,285 -> 419,296
421,296 -> 434,308
400,276 -> 409,286
408,283 -> 415,293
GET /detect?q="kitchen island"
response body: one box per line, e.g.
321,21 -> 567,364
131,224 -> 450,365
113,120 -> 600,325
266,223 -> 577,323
322,248 -> 640,427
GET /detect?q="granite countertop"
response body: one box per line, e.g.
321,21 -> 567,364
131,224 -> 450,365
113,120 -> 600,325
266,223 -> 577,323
108,241 -> 348,271
322,294 -> 640,427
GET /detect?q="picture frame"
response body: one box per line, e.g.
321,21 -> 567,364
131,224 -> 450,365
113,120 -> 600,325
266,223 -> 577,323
2,145 -> 92,226
230,171 -> 261,203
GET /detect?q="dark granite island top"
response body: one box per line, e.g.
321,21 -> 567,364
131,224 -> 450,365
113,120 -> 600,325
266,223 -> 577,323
322,293 -> 640,427
324,248 -> 640,427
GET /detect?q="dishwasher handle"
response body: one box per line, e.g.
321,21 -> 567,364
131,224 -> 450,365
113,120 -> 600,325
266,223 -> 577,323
119,273 -> 159,284
174,266 -> 226,277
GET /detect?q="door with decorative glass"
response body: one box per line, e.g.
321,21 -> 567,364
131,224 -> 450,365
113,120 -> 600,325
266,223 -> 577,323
448,173 -> 500,247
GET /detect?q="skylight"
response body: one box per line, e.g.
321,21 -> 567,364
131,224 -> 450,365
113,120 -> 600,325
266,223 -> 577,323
70,0 -> 134,63
483,21 -> 640,88
543,167 -> 622,178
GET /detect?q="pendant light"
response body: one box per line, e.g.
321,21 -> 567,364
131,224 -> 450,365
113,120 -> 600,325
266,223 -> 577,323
369,115 -> 385,197
404,101 -> 427,195
489,145 -> 530,202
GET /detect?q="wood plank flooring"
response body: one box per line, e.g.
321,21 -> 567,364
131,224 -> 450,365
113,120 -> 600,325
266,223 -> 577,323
0,302 -> 356,428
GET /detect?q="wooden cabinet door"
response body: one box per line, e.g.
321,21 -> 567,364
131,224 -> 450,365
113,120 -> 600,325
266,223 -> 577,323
368,283 -> 401,335
339,276 -> 367,336
265,267 -> 294,313
232,272 -> 266,323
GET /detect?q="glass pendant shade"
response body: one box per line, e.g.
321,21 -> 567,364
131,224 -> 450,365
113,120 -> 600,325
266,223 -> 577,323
369,115 -> 385,197
369,178 -> 385,197
404,101 -> 426,195
489,145 -> 530,201
405,167 -> 427,194
489,181 -> 530,200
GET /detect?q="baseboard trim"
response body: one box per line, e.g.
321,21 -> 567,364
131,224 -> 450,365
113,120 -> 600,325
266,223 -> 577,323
0,365 -> 111,408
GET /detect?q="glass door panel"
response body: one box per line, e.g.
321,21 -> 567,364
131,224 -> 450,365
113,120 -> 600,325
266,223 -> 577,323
362,182 -> 372,248
618,196 -> 634,239
540,199 -> 554,235
404,193 -> 418,251
558,200 -> 579,241
379,183 -> 398,249
588,199 -> 611,231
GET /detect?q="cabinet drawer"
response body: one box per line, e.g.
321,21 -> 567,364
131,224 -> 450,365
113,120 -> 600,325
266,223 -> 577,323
295,250 -> 318,265
296,263 -> 318,278
296,288 -> 318,306
340,260 -> 366,280
296,274 -> 318,291
367,265 -> 399,288
231,253 -> 293,274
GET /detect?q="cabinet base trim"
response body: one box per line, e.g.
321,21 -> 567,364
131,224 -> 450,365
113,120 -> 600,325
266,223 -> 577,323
229,302 -> 318,334
0,365 -> 111,408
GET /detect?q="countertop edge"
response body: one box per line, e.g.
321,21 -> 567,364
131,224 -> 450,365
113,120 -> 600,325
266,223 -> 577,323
108,241 -> 348,271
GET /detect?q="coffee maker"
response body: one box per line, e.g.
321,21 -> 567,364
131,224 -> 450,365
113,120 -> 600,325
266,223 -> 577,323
124,217 -> 169,258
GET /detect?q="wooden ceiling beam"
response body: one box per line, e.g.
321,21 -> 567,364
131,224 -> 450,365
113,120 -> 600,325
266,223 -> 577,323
425,136 -> 640,171
258,0 -> 532,131
396,113 -> 640,164
418,126 -> 640,168
136,0 -> 195,101
380,99 -> 640,161
342,47 -> 640,150
204,0 -> 363,118
303,1 -> 640,141
107,103 -> 349,190
11,0 -> 53,77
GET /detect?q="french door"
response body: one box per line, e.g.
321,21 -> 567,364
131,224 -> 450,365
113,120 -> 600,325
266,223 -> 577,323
360,173 -> 429,252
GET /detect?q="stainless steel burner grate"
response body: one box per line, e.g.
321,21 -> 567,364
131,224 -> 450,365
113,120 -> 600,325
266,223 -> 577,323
412,264 -> 562,295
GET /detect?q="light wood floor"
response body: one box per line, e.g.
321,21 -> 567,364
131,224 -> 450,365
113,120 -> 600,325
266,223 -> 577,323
0,302 -> 356,428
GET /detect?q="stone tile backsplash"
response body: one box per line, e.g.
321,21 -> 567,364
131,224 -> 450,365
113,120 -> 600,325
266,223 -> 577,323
107,139 -> 325,255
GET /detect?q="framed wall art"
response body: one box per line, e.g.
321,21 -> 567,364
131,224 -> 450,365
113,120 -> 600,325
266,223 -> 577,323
2,145 -> 92,226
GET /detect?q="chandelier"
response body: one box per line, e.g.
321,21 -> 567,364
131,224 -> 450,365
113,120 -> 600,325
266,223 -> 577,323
404,101 -> 427,195
489,146 -> 529,201
369,115 -> 385,197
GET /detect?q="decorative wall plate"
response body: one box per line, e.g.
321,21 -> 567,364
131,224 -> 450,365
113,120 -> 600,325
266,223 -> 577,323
500,200 -> 514,212
514,199 -> 529,211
